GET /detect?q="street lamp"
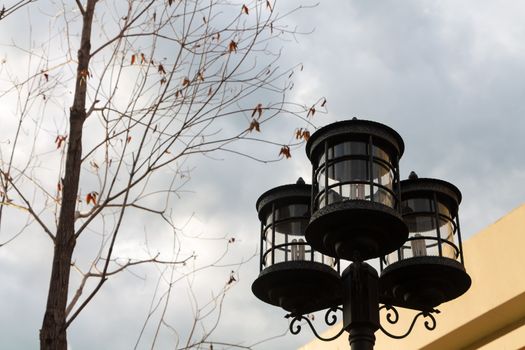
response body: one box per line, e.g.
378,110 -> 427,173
380,171 -> 471,312
252,178 -> 343,316
252,119 -> 471,350
305,118 -> 407,261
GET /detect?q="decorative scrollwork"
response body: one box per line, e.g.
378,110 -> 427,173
285,308 -> 345,342
383,304 -> 400,324
289,316 -> 303,335
324,306 -> 343,326
379,305 -> 440,339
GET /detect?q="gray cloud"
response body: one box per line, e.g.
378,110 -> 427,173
2,1 -> 525,349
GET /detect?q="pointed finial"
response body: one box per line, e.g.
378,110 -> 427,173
296,177 -> 305,185
409,171 -> 418,180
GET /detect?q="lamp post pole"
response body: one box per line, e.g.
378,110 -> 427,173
343,262 -> 379,350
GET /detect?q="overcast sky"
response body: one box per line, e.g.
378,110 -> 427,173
1,1 -> 525,349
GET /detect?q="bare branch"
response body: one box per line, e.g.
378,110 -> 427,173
0,0 -> 35,21
74,0 -> 85,16
0,171 -> 55,242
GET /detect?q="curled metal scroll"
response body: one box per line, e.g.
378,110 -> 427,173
379,305 -> 440,340
286,307 -> 345,342
325,306 -> 343,326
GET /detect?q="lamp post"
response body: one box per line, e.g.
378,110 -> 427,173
252,119 -> 471,350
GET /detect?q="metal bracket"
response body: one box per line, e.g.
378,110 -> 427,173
286,307 -> 346,342
378,305 -> 440,339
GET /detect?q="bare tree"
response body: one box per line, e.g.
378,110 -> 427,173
0,1 -> 322,349
0,0 -> 35,21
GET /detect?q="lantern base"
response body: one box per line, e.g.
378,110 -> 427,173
252,261 -> 343,315
380,256 -> 471,311
306,200 -> 408,261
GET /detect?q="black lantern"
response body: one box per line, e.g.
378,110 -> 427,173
305,119 -> 408,260
380,172 -> 472,311
251,178 -> 343,315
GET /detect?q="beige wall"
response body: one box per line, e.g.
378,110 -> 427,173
300,203 -> 525,350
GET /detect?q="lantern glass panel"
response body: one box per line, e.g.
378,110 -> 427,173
275,204 -> 309,222
373,145 -> 391,162
406,214 -> 436,233
404,198 -> 434,213
333,141 -> 368,158
272,228 -> 287,264
439,217 -> 457,259
438,202 -> 451,217
331,159 -> 369,182
261,202 -> 338,268
373,162 -> 394,206
386,196 -> 461,265
316,161 -> 371,208
263,225 -> 272,266
373,162 -> 394,189
313,140 -> 398,211
374,186 -> 394,207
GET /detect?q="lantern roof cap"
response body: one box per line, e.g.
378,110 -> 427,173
305,119 -> 405,160
255,179 -> 311,220
401,175 -> 462,207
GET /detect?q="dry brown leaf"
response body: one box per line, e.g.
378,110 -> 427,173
294,128 -> 310,141
251,103 -> 263,119
307,106 -> 316,118
227,271 -> 237,285
228,40 -> 238,53
55,135 -> 67,149
86,191 -> 99,206
241,5 -> 249,14
248,119 -> 260,132
279,145 -> 291,159
302,130 -> 310,141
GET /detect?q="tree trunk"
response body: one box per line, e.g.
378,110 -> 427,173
40,2 -> 96,349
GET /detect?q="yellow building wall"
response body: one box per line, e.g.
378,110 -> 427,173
300,203 -> 525,350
